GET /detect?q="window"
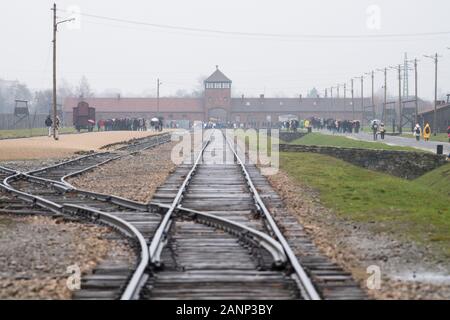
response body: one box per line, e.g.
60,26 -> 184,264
214,83 -> 222,89
223,83 -> 230,89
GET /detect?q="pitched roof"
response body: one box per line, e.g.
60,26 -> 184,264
204,66 -> 232,83
63,97 -> 204,113
419,103 -> 450,115
230,97 -> 372,112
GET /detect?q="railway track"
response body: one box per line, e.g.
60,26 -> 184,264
0,133 -> 170,300
1,130 -> 365,300
142,129 -> 321,300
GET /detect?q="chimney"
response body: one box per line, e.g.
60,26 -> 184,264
117,93 -> 121,100
299,94 -> 302,102
241,94 -> 245,104
260,94 -> 264,99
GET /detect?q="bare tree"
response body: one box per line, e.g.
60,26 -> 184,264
75,75 -> 94,98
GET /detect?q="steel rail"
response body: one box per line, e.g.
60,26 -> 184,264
148,131 -> 212,267
16,173 -> 153,212
63,204 -> 149,300
27,132 -> 171,177
60,134 -> 170,187
177,206 -> 287,267
146,199 -> 288,267
59,155 -> 121,187
224,130 -> 321,300
1,175 -> 150,300
0,166 -> 16,175
0,133 -> 172,300
27,152 -> 102,175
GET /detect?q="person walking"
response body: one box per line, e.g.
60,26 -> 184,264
54,115 -> 61,140
45,115 -> 53,137
371,121 -> 379,141
423,123 -> 431,142
413,123 -> 422,142
379,122 -> 386,140
447,125 -> 450,143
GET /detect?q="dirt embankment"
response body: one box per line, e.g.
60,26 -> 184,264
268,171 -> 450,300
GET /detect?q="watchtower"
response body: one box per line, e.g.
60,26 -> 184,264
13,100 -> 30,128
204,66 -> 232,123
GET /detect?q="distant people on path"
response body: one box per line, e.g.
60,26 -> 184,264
379,122 -> 386,140
448,125 -> 450,143
423,123 -> 431,142
45,115 -> 53,137
413,123 -> 422,141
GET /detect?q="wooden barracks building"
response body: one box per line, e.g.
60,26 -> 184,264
64,67 -> 370,127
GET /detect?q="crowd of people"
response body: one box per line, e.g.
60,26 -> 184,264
96,118 -> 163,132
97,118 -> 147,132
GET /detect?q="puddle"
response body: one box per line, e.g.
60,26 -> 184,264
392,271 -> 450,285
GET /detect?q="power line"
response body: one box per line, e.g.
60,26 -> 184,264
57,9 -> 450,40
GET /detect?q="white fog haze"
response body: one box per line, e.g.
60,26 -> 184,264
1,0 -> 450,100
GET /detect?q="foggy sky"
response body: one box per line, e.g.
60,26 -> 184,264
1,0 -> 450,100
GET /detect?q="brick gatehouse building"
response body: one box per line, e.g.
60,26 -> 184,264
64,67 -> 370,127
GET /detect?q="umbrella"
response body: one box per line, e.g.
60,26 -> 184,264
151,118 -> 159,122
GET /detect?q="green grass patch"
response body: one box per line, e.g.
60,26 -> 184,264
281,152 -> 450,256
291,132 -> 424,152
416,163 -> 450,196
0,127 -> 78,139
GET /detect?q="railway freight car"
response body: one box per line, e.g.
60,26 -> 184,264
73,101 -> 95,132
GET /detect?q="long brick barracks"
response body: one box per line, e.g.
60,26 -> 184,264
64,67 -> 371,126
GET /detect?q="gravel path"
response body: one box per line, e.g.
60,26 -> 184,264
0,213 -> 134,300
69,141 -> 178,203
0,131 -> 164,161
268,171 -> 450,300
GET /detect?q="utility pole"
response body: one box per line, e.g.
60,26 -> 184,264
424,53 -> 439,135
403,53 -> 410,98
157,78 -> 162,117
51,3 -> 74,140
433,53 -> 438,135
343,83 -> 346,115
52,3 -> 57,140
414,58 -> 418,125
398,65 -> 402,133
371,71 -> 375,120
330,87 -> 334,119
337,84 -> 340,114
389,65 -> 402,133
351,78 -> 355,120
377,68 -> 387,125
360,76 -> 364,124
